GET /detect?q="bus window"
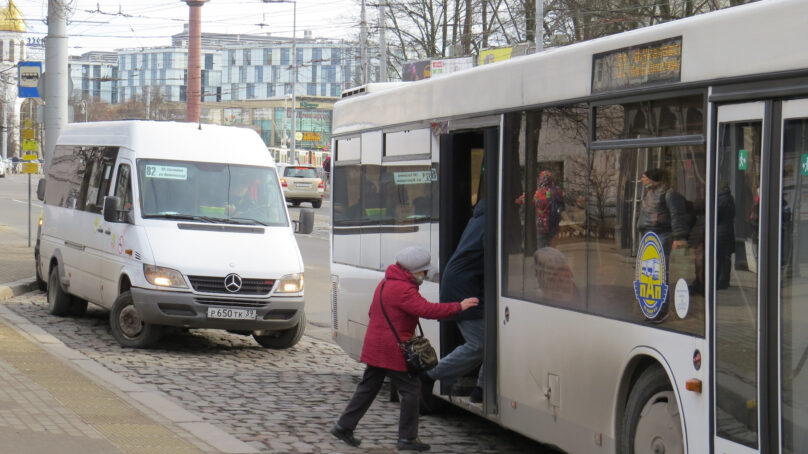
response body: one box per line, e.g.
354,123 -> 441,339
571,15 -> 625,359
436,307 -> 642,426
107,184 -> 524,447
501,106 -> 588,307
588,145 -> 705,335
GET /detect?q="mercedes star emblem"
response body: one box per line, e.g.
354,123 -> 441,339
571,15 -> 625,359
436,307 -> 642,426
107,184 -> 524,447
224,273 -> 242,293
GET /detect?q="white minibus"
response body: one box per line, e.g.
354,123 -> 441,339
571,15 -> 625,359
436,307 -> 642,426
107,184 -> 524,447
37,121 -> 314,349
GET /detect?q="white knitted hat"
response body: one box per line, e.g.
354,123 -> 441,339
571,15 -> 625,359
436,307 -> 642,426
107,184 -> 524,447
396,246 -> 432,274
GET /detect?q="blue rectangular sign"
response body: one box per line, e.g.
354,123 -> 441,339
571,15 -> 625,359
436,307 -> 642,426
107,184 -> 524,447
18,61 -> 42,98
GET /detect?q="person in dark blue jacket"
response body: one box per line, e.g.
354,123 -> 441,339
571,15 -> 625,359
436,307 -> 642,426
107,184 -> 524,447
424,198 -> 486,403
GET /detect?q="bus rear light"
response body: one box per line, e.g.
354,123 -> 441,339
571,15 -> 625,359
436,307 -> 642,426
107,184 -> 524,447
685,379 -> 702,393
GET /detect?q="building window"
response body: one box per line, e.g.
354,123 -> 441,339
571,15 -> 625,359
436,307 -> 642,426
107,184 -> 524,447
266,83 -> 274,97
243,49 -> 251,66
307,83 -> 316,95
231,83 -> 239,100
239,67 -> 246,83
180,85 -> 186,102
205,54 -> 213,70
163,52 -> 171,69
331,83 -> 340,97
313,47 -> 322,62
332,48 -> 341,65
8,40 -> 14,61
131,54 -> 137,69
230,50 -> 236,66
264,48 -> 272,65
280,48 -> 289,66
247,83 -> 255,99
256,66 -> 263,83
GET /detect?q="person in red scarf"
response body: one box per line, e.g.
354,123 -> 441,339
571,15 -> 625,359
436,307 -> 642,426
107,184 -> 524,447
331,246 -> 478,451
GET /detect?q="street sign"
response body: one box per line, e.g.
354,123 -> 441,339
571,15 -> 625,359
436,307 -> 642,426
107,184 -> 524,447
738,149 -> 748,171
22,128 -> 34,140
23,154 -> 38,161
22,139 -> 38,152
18,61 -> 42,98
21,162 -> 39,174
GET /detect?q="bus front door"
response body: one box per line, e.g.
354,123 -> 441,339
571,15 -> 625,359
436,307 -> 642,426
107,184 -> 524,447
714,98 -> 808,454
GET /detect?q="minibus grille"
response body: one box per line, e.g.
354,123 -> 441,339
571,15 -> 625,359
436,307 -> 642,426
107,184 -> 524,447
188,275 -> 275,295
194,298 -> 268,309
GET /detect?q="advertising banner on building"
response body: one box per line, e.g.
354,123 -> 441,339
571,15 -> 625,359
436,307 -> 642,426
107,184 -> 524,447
431,57 -> 474,78
401,60 -> 432,81
478,47 -> 513,66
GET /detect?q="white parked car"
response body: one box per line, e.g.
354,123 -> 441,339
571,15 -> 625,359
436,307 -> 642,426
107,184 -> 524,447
36,121 -> 314,349
0,159 -> 6,177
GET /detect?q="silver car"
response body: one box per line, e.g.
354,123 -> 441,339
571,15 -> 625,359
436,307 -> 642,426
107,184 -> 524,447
278,164 -> 324,208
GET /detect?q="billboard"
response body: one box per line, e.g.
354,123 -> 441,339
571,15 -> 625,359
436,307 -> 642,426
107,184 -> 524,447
401,60 -> 431,81
478,47 -> 513,66
431,57 -> 474,78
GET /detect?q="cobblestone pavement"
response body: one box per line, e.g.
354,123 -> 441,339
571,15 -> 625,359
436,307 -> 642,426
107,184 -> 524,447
3,292 -> 557,454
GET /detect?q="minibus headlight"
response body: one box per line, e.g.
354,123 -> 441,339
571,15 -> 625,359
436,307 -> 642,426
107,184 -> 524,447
143,264 -> 187,288
276,273 -> 303,293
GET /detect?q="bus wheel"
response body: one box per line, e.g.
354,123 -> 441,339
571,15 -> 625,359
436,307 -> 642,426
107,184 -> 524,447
253,311 -> 306,349
109,291 -> 162,348
620,366 -> 684,454
47,266 -> 72,316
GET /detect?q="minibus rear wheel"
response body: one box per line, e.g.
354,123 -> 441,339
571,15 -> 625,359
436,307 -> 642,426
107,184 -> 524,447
110,291 -> 162,348
620,365 -> 684,454
252,311 -> 306,349
47,266 -> 72,316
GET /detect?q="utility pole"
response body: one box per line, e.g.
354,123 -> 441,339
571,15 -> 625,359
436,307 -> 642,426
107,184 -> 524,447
184,0 -> 209,123
360,0 -> 368,84
263,0 -> 297,164
536,0 -> 544,52
44,0 -> 69,167
289,0 -> 296,164
378,0 -> 387,82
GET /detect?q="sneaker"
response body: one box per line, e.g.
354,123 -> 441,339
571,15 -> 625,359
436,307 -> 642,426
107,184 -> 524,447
396,438 -> 431,451
469,386 -> 483,404
330,423 -> 361,447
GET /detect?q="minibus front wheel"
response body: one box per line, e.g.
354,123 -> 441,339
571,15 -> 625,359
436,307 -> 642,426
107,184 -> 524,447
252,311 -> 306,349
110,291 -> 163,348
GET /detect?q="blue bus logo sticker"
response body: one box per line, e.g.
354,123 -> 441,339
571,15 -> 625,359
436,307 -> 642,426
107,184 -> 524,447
634,232 -> 668,319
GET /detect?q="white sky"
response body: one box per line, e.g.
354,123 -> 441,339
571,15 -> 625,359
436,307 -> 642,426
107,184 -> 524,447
17,0 -> 362,55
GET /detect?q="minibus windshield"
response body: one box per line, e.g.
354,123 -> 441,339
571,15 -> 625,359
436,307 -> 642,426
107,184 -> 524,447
137,160 -> 288,227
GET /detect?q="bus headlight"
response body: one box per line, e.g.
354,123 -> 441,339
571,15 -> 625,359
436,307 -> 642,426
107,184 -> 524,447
143,264 -> 188,288
276,273 -> 303,293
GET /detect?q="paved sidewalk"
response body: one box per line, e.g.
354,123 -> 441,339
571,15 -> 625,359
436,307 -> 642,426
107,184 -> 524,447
0,280 -> 257,454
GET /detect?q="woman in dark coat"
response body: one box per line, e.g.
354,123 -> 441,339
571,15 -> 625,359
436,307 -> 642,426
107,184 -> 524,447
331,246 -> 478,452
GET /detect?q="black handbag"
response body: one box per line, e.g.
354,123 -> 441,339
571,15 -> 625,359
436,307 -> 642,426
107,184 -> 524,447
378,281 -> 438,374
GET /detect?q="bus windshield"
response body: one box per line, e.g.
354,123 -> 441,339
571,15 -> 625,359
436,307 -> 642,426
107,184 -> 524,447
137,159 -> 288,226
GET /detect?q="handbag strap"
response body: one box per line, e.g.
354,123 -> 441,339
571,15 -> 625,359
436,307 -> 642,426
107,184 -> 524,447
378,280 -> 424,351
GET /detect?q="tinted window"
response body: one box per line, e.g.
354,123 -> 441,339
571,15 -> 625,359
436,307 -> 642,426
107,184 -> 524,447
284,166 -> 318,178
82,147 -> 118,214
596,95 -> 703,141
502,106 -> 588,308
45,145 -> 88,209
114,164 -> 133,211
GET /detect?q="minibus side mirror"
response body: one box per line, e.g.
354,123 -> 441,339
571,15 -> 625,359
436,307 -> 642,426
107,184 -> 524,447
103,196 -> 129,223
36,179 -> 46,202
293,208 -> 314,234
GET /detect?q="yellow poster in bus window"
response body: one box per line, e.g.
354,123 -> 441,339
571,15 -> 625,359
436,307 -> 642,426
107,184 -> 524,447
478,47 -> 513,66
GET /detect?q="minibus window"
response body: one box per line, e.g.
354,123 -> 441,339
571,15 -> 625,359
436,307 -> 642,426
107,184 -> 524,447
137,159 -> 288,227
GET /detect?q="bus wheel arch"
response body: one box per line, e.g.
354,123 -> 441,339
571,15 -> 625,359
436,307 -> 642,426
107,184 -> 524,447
615,354 -> 685,454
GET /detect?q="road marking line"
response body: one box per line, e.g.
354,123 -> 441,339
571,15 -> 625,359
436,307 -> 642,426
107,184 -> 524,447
12,199 -> 42,208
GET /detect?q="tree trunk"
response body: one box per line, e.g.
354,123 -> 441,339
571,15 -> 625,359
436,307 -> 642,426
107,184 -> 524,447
462,0 -> 472,55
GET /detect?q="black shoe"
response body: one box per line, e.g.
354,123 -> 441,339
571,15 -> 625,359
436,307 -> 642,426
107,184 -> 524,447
397,438 -> 430,451
330,423 -> 361,447
469,386 -> 483,403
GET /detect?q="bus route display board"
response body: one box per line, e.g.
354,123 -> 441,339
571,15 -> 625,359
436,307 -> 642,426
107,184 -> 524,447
591,36 -> 682,93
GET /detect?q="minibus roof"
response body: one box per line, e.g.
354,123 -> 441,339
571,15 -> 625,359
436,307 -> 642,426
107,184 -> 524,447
56,121 -> 274,167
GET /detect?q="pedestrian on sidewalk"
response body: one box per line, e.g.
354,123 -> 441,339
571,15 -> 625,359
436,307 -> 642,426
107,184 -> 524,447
331,246 -> 478,452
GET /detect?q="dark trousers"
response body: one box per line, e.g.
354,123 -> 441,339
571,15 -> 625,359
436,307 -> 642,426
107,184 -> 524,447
337,365 -> 420,439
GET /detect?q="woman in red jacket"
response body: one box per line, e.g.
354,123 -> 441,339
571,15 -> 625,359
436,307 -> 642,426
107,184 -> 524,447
331,246 -> 478,452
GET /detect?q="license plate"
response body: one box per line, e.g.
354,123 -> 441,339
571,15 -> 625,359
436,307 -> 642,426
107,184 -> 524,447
295,183 -> 311,188
206,307 -> 256,320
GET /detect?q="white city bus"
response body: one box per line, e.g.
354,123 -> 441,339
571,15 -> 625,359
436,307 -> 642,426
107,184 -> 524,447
329,1 -> 808,452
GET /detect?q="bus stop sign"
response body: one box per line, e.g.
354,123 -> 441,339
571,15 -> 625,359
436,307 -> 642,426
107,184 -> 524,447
18,61 -> 42,98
